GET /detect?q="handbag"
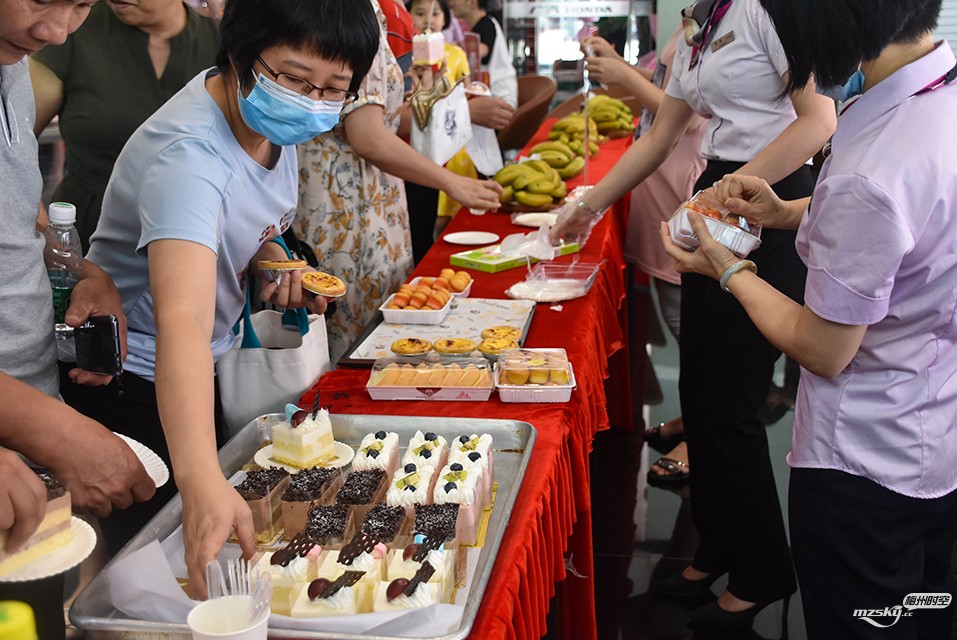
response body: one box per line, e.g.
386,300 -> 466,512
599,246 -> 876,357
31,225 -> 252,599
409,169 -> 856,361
410,76 -> 473,166
217,307 -> 331,438
216,238 -> 331,438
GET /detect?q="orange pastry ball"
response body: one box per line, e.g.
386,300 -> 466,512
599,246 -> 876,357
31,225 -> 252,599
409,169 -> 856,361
440,268 -> 455,280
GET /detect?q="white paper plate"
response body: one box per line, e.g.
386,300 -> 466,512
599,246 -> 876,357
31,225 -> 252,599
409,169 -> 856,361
443,231 -> 500,246
512,212 -> 559,228
116,433 -> 169,488
0,517 -> 96,582
254,441 -> 355,472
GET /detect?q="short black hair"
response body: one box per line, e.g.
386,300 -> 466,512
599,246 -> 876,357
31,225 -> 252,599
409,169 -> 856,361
759,0 -> 942,93
405,0 -> 452,31
216,0 -> 380,94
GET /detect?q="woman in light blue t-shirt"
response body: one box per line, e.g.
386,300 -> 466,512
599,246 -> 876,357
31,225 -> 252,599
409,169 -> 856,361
63,0 -> 380,598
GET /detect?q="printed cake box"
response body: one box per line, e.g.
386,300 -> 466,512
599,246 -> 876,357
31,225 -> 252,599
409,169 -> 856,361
450,242 -> 580,273
366,356 -> 494,401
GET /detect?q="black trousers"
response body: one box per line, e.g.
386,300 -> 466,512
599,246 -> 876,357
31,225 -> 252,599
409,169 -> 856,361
679,160 -> 814,602
790,468 -> 957,640
58,365 -> 227,556
406,181 -> 439,266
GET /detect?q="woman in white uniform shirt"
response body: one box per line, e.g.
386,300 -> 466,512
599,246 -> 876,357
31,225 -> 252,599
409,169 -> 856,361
665,0 -> 957,636
551,0 -> 835,628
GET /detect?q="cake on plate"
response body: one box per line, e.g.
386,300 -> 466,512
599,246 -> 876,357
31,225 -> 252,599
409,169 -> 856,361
271,406 -> 337,468
0,471 -> 72,576
281,467 -> 342,540
235,468 -> 290,543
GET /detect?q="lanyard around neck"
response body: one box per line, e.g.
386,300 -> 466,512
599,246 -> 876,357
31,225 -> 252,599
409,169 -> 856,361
689,0 -> 733,70
839,61 -> 957,117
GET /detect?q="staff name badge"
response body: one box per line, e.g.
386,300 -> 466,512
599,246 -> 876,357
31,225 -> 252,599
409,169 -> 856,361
712,31 -> 735,52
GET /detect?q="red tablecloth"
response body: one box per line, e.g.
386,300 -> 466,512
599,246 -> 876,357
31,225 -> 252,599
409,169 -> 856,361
301,122 -> 633,640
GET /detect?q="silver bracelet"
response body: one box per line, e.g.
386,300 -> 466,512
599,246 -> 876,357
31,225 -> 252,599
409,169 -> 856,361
576,199 -> 600,217
719,259 -> 757,292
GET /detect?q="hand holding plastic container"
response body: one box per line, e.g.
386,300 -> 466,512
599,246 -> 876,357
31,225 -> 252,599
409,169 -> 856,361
668,191 -> 762,257
43,202 -> 84,323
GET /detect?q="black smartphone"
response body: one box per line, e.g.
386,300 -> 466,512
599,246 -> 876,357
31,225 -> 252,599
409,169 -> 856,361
74,315 -> 123,376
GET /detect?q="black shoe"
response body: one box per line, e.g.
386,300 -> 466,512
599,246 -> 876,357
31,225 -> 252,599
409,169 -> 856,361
647,456 -> 690,490
643,421 -> 684,453
689,595 -> 791,630
652,570 -> 721,599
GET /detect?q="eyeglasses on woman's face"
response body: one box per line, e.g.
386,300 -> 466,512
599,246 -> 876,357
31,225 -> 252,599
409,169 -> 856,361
256,56 -> 358,104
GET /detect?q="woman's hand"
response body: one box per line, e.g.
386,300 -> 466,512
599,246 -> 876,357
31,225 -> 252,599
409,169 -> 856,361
585,56 -> 632,86
580,36 -> 622,60
444,176 -> 504,211
659,214 -> 738,281
469,96 -> 515,130
0,450 -> 48,554
252,241 -> 328,315
181,476 -> 256,600
549,200 -> 597,245
713,175 -> 788,228
66,261 -> 128,387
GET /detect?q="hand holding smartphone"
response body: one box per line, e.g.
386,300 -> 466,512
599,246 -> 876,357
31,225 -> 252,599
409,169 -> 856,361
55,315 -> 123,376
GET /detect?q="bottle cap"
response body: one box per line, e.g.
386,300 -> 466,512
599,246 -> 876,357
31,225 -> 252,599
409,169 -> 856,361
48,202 -> 77,225
0,602 -> 38,640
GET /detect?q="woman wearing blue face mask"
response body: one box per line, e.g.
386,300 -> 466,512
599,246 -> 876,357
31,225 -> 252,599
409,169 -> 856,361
57,0 -> 380,599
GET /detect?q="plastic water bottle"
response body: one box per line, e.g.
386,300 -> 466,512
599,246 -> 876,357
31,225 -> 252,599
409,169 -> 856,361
43,202 -> 83,324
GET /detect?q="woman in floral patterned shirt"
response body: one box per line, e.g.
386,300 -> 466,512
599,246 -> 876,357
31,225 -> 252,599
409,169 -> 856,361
297,0 -> 502,361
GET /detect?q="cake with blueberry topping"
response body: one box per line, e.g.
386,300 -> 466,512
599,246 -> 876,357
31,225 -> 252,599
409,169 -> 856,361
400,430 -> 448,471
386,462 -> 437,518
433,462 -> 484,546
352,431 -> 399,475
449,434 -> 494,506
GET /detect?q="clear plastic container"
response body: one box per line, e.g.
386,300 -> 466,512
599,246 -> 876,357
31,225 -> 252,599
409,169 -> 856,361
668,190 -> 762,257
495,348 -> 576,403
505,261 -> 601,302
366,356 -> 494,401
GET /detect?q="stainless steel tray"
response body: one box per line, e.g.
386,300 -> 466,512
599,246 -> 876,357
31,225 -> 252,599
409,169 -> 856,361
70,414 -> 536,639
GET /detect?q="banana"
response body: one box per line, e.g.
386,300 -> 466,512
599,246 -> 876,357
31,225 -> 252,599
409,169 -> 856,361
589,141 -> 600,155
530,141 -> 575,162
539,151 -> 571,168
513,169 -> 546,191
558,157 -> 585,179
499,185 -> 514,204
525,168 -> 561,193
525,159 -> 552,175
590,109 -> 621,123
547,130 -> 563,141
514,191 -> 554,208
493,164 -> 534,186
551,182 -> 568,199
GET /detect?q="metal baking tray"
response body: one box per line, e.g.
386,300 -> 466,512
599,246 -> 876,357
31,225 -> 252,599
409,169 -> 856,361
70,414 -> 536,639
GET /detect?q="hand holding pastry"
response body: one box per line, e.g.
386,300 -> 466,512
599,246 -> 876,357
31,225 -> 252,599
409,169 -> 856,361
0,450 -> 47,554
659,214 -> 738,281
713,174 -> 801,230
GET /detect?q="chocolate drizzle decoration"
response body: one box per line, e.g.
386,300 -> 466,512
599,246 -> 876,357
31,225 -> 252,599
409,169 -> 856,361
404,561 -> 436,597
314,570 -> 365,600
337,531 -> 380,565
411,534 -> 445,562
270,532 -> 316,567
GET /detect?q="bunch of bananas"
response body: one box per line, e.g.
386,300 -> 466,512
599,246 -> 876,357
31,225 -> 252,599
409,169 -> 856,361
493,160 -> 569,209
528,141 -> 586,179
547,114 -> 601,158
587,95 -> 635,136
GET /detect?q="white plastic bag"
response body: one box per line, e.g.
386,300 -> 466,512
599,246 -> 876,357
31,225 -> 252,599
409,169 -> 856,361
466,124 -> 504,176
216,310 -> 330,438
410,80 -> 473,167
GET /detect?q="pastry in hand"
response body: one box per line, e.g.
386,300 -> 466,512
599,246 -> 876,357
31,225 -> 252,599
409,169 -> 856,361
391,338 -> 433,355
432,338 -> 476,355
481,326 -> 521,342
301,271 -> 347,297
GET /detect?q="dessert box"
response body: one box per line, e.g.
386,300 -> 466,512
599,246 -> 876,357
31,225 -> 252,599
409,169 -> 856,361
494,348 -> 577,403
449,241 -> 579,273
366,356 -> 495,401
71,413 -> 535,639
378,294 -> 453,325
667,190 -> 762,257
409,276 -> 473,299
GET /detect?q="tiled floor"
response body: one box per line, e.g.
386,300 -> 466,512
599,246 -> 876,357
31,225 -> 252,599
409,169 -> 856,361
589,283 -> 803,640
